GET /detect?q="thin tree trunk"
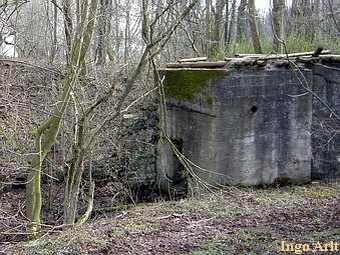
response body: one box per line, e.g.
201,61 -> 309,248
76,0 -> 80,28
63,0 -> 98,226
205,0 -> 212,57
124,0 -> 130,66
95,0 -> 109,65
226,0 -> 236,48
50,0 -> 58,63
236,0 -> 247,42
64,125 -> 86,225
312,0 -> 321,39
26,0 -> 98,233
211,0 -> 224,55
224,0 -> 229,46
248,0 -> 262,53
272,0 -> 285,53
105,0 -> 114,61
303,1 -> 314,41
114,0 -> 120,59
62,0 -> 73,64
287,0 -> 298,37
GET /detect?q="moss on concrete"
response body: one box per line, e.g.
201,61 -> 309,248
295,94 -> 312,128
163,69 -> 225,102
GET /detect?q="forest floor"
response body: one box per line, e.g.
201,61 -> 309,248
1,181 -> 339,255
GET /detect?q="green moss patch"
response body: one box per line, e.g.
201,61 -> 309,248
163,69 -> 225,102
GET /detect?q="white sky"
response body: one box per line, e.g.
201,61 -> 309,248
255,0 -> 292,10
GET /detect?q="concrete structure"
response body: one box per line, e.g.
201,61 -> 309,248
312,63 -> 340,180
157,59 -> 340,190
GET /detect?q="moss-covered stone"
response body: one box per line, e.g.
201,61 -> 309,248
163,69 -> 225,102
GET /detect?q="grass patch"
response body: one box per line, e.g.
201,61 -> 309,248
187,226 -> 340,255
24,227 -> 108,255
4,182 -> 339,254
251,184 -> 339,207
108,221 -> 160,236
153,194 -> 254,218
187,226 -> 282,255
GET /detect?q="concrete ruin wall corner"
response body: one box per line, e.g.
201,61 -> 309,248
156,62 -> 340,190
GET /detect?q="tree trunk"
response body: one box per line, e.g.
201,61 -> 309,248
95,0 -> 109,65
205,0 -> 212,57
272,0 -> 285,53
223,0 -> 229,46
124,0 -> 130,66
26,67 -> 75,238
303,1 -> 314,41
114,0 -> 120,59
312,0 -> 321,40
63,0 -> 98,226
211,0 -> 224,56
62,0 -> 73,64
226,0 -> 236,51
248,0 -> 262,53
63,128 -> 86,225
50,0 -> 58,63
236,0 -> 247,42
26,0 -> 98,236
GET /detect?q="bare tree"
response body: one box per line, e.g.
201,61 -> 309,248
211,0 -> 224,56
124,0 -> 130,65
248,0 -> 262,53
272,0 -> 285,53
62,0 -> 73,63
205,0 -> 212,57
50,0 -> 58,63
95,0 -> 111,65
225,0 -> 236,50
236,0 -> 247,43
26,0 -> 98,236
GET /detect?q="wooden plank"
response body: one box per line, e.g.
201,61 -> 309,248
318,55 -> 340,61
234,53 -> 264,57
235,50 -> 332,60
178,57 -> 208,63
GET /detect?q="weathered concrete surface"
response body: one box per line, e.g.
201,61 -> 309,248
311,63 -> 340,179
158,67 -> 313,188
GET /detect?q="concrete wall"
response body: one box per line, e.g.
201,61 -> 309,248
311,63 -> 340,179
158,66 -> 315,188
